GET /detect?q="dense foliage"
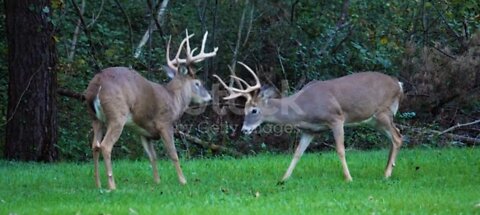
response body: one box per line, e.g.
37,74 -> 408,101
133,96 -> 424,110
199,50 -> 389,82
1,0 -> 479,160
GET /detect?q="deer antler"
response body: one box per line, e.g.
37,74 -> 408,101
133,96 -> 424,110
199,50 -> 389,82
185,30 -> 219,64
166,29 -> 218,73
213,61 -> 261,101
166,32 -> 192,72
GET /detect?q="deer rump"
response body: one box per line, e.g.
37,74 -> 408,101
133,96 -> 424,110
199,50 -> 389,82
85,67 -> 170,139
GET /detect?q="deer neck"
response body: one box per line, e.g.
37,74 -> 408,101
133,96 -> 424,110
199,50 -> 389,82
261,96 -> 304,124
164,79 -> 192,120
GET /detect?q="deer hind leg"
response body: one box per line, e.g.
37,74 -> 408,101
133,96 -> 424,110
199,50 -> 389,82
101,118 -> 126,190
374,111 -> 403,178
91,120 -> 104,188
160,126 -> 187,185
141,136 -> 160,184
281,133 -> 314,182
331,122 -> 352,182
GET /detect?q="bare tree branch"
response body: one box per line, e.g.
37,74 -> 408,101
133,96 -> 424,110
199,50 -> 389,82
398,124 -> 480,145
242,5 -> 254,47
148,0 -> 166,39
229,1 -> 249,88
67,0 -> 85,62
196,0 -> 208,32
70,0 -> 101,71
57,88 -> 85,101
276,46 -> 287,83
85,0 -> 104,28
134,0 -> 169,58
290,0 -> 300,23
68,0 -> 104,62
462,18 -> 469,40
206,0 -> 219,81
113,0 -> 134,54
431,1 -> 467,50
318,0 -> 350,56
440,120 -> 480,135
431,45 -> 456,60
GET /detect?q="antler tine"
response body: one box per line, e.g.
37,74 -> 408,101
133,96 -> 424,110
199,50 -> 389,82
225,61 -> 261,94
184,29 -> 194,62
176,33 -> 192,61
186,31 -> 219,64
213,62 -> 261,101
166,32 -> 192,71
215,74 -> 251,94
215,61 -> 261,94
213,74 -> 231,92
230,75 -> 250,88
227,64 -> 245,90
166,36 -> 176,70
213,74 -> 247,100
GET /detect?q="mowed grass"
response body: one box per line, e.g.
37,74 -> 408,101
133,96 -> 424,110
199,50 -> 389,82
1,148 -> 479,214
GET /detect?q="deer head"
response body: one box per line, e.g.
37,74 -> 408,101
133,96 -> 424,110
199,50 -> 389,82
213,62 -> 280,134
164,30 -> 218,104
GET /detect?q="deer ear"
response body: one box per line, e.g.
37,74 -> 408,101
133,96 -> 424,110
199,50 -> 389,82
163,65 -> 176,79
259,85 -> 279,100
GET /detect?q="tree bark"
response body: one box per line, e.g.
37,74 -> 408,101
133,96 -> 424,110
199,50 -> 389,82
4,0 -> 58,161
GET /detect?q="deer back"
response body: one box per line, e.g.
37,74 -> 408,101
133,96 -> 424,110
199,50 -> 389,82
295,72 -> 403,123
84,66 -> 210,138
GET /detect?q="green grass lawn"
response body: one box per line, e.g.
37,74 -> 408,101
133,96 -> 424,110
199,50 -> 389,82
1,148 -> 479,214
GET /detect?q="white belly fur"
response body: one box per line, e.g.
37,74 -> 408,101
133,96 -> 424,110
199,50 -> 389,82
345,117 -> 375,127
296,116 -> 375,132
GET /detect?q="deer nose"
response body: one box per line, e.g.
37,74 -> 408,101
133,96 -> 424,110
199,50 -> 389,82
241,127 -> 253,135
205,93 -> 212,101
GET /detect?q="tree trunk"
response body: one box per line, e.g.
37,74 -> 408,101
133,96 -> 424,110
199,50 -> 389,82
4,0 -> 58,161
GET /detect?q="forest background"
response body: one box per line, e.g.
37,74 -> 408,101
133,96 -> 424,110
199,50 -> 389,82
0,0 -> 479,161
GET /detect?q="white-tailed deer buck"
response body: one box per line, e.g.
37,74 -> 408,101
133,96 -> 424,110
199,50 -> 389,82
84,30 -> 218,190
214,62 -> 403,182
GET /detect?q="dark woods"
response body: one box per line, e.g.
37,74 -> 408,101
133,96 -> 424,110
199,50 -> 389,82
1,0 -> 479,161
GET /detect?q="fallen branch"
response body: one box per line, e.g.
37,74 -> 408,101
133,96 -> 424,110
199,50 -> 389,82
439,119 -> 480,135
398,124 -> 480,145
175,130 -> 242,157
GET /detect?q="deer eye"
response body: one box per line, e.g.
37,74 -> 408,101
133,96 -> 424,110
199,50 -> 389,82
195,82 -> 200,87
251,108 -> 258,114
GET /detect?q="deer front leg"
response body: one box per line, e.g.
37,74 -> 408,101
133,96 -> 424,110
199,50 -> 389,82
141,136 -> 160,184
331,123 -> 352,182
91,120 -> 103,188
281,133 -> 314,182
160,126 -> 187,185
